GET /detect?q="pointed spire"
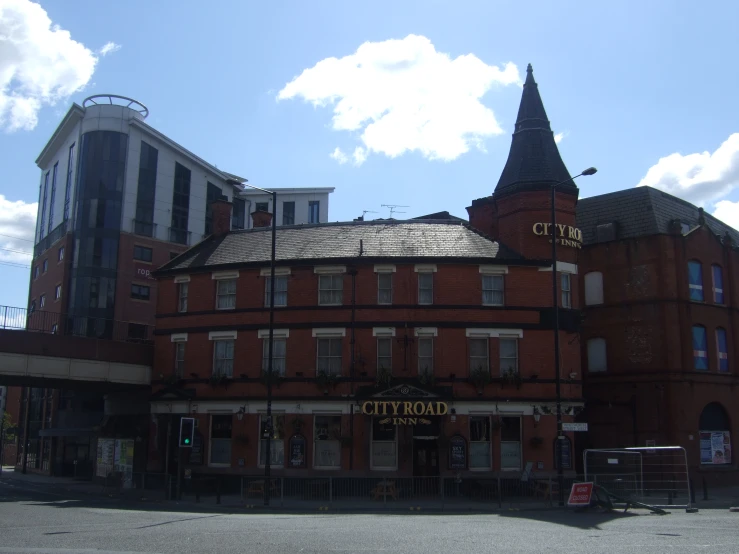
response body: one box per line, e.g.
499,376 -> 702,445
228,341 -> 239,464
514,64 -> 551,133
494,64 -> 573,195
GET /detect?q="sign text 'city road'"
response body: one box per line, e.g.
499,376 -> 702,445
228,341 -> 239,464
532,222 -> 583,249
361,400 -> 448,425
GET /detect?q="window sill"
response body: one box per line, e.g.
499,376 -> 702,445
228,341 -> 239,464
134,259 -> 153,265
370,467 -> 398,471
318,303 -> 343,307
130,298 -> 151,303
469,467 -> 493,472
208,463 -> 231,468
215,307 -> 236,311
312,466 -> 341,471
482,303 -> 505,307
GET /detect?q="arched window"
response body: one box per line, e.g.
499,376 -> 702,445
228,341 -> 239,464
716,328 -> 729,372
712,265 -> 724,304
688,261 -> 704,301
692,325 -> 708,370
587,338 -> 607,372
699,403 -> 732,465
584,272 -> 604,306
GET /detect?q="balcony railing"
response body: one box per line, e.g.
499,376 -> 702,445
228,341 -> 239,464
34,220 -> 68,258
168,227 -> 191,246
0,305 -> 153,343
133,219 -> 157,238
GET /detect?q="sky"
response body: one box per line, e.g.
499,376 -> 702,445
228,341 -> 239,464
1,0 -> 739,310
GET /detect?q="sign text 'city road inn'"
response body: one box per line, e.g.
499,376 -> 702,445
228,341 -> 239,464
532,222 -> 583,249
362,401 -> 448,425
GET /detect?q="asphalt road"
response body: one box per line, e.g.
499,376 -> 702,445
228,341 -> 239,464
1,479 -> 737,554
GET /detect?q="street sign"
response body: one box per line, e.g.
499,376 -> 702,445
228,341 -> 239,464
562,422 -> 588,432
567,482 -> 594,507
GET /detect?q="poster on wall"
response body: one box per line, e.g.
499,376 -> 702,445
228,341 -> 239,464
288,435 -> 307,468
554,437 -> 572,470
189,431 -> 204,465
700,431 -> 732,465
112,439 -> 135,489
96,439 -> 115,478
449,435 -> 467,470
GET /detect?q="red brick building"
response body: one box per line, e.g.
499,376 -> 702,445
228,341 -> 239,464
148,64 -> 584,478
577,187 -> 739,484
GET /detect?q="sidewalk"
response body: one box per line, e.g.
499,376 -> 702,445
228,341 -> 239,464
0,466 -> 157,501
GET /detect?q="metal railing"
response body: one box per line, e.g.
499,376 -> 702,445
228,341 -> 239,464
212,475 -> 568,510
168,227 -> 191,246
34,221 -> 68,257
123,473 -> 698,511
0,305 -> 153,343
133,219 -> 156,238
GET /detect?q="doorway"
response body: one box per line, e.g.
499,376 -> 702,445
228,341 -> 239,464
413,439 -> 439,477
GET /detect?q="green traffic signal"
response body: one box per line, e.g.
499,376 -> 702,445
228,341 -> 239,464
184,438 -> 190,444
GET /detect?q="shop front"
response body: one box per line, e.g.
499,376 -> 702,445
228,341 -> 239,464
150,385 -> 580,479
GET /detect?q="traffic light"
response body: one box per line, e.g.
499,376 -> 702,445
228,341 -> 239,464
179,417 -> 195,448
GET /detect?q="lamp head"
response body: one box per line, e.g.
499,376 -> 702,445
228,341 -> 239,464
581,167 -> 598,176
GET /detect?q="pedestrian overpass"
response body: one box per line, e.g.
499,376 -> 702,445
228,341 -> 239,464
0,307 -> 152,390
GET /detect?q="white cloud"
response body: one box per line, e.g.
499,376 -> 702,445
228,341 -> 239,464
712,199 -> 739,231
329,147 -> 348,164
278,34 -> 520,164
636,133 -> 739,205
352,146 -> 367,166
99,41 -> 121,56
0,195 -> 36,265
554,131 -> 566,144
0,0 -> 99,131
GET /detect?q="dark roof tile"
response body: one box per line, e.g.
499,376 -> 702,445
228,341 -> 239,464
158,220 -> 530,273
576,186 -> 739,244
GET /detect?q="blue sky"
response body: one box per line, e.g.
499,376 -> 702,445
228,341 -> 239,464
1,0 -> 738,310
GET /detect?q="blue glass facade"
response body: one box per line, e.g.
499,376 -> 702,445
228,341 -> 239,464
67,130 -> 128,338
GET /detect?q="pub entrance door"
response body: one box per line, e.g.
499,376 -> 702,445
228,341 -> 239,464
412,439 -> 439,477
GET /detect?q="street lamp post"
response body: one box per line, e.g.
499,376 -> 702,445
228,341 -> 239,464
551,167 -> 597,507
239,183 -> 277,507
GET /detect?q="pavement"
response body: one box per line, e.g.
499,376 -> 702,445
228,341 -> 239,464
1,475 -> 738,554
2,466 -> 739,513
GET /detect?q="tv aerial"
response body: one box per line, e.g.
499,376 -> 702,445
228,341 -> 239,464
381,204 -> 409,218
362,210 -> 379,219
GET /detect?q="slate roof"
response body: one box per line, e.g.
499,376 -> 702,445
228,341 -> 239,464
576,186 -> 739,245
158,220 -> 535,274
494,64 -> 575,197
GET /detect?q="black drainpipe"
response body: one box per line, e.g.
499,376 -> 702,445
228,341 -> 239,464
348,250 -> 359,470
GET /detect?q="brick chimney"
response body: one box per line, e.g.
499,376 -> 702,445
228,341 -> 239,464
252,209 -> 273,228
212,199 -> 232,236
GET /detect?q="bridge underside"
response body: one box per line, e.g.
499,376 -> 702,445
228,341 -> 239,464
0,329 -> 152,390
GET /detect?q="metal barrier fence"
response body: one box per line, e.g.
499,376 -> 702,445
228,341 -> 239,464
584,447 -> 691,509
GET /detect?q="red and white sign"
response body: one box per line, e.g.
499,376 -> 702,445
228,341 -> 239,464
567,482 -> 594,507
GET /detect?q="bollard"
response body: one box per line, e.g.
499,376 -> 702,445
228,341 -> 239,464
216,477 -> 221,505
702,477 -> 708,501
690,478 -> 696,504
